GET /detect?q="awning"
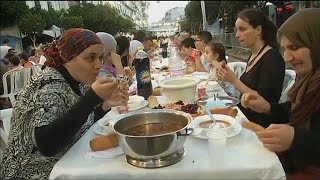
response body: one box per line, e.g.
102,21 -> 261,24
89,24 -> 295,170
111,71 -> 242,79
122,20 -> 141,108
42,25 -> 62,38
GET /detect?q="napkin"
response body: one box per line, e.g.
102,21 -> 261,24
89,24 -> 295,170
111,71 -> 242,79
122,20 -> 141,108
86,146 -> 124,159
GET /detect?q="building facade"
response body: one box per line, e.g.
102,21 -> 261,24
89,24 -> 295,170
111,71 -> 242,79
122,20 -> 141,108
89,1 -> 149,30
147,7 -> 185,36
24,1 -> 149,29
25,1 -> 69,11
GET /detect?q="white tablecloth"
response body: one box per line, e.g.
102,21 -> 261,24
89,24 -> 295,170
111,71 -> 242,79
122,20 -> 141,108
50,83 -> 286,179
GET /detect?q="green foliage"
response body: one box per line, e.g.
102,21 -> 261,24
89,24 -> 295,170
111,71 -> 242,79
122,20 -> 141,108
0,1 -> 29,28
18,13 -> 46,47
184,1 -> 203,34
66,3 -> 135,35
60,16 -> 84,30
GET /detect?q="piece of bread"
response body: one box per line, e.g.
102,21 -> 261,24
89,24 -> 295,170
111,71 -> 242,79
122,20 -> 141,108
153,87 -> 162,96
116,75 -> 129,91
124,66 -> 133,78
90,133 -> 119,151
148,95 -> 158,108
210,107 -> 238,118
242,120 -> 265,132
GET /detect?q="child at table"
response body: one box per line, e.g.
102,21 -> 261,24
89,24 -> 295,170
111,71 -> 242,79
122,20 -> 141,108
204,42 -> 238,97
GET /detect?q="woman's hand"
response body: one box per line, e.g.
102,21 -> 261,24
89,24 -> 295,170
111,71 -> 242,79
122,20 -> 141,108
110,52 -> 125,75
217,63 -> 238,84
101,88 -> 129,111
256,124 -> 295,152
91,77 -> 118,100
241,92 -> 271,114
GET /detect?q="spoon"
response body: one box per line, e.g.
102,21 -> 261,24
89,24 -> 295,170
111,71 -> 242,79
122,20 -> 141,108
205,106 -> 216,126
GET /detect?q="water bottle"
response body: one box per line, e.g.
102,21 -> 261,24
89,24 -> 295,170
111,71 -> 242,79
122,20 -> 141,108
169,45 -> 183,77
133,46 -> 153,100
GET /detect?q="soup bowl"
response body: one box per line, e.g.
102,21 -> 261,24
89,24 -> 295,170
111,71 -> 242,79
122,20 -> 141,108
192,114 -> 236,136
112,109 -> 193,168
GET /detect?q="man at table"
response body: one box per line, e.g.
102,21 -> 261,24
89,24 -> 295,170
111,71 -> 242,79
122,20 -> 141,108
193,31 -> 212,72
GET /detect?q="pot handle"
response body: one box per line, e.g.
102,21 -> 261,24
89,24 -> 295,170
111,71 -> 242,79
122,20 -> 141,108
177,128 -> 194,136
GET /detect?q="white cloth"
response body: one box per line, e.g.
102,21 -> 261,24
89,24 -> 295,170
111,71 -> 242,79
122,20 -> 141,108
0,45 -> 11,59
38,55 -> 47,65
129,40 -> 143,58
49,83 -> 286,179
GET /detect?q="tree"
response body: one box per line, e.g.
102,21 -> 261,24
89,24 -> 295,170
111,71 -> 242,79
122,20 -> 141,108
19,13 -> 46,47
0,1 -> 29,28
60,16 -> 84,30
184,1 -> 203,34
66,3 -> 136,35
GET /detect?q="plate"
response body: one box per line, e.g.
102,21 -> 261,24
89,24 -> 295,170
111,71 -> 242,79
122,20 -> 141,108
188,116 -> 242,139
95,119 -> 113,136
216,95 -> 240,107
128,100 -> 148,111
94,129 -> 112,136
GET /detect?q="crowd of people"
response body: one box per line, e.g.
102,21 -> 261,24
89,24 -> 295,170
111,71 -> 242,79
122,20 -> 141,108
0,8 -> 319,179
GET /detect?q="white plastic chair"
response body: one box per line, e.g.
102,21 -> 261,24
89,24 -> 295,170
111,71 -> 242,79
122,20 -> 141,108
279,69 -> 296,103
0,108 -> 13,135
0,108 -> 12,162
0,67 -> 32,106
228,62 -> 247,79
0,127 -> 8,162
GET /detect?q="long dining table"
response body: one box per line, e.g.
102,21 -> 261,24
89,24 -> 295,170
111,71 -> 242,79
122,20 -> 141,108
49,58 -> 286,179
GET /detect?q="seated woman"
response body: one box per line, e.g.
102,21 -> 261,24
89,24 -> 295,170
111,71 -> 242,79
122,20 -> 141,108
96,32 -> 125,78
0,28 -> 129,179
115,35 -> 132,68
217,9 -> 285,128
240,8 -> 320,179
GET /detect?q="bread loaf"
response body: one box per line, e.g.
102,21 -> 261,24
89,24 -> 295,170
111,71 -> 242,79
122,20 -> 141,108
148,95 -> 158,108
153,87 -> 162,96
90,133 -> 119,151
242,120 -> 265,132
210,107 -> 238,118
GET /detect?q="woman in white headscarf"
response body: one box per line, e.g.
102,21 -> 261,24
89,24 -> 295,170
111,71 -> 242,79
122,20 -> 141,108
96,32 -> 125,77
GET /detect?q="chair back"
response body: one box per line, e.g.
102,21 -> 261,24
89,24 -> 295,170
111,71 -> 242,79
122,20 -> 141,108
279,69 -> 296,103
0,108 -> 13,135
228,62 -> 247,79
0,108 -> 12,162
0,68 -> 32,105
0,127 -> 8,162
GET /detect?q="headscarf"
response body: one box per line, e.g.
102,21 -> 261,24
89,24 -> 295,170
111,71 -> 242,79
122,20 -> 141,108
96,32 -> 117,57
43,28 -> 102,67
278,8 -> 320,130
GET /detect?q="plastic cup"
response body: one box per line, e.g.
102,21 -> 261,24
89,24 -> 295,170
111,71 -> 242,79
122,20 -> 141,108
206,129 -> 227,164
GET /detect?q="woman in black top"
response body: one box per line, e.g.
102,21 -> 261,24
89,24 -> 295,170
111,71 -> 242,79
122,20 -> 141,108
217,9 -> 285,128
241,8 -> 320,178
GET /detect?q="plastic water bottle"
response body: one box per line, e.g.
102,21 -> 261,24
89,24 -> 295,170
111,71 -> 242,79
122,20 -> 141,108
133,46 -> 153,100
169,45 -> 183,77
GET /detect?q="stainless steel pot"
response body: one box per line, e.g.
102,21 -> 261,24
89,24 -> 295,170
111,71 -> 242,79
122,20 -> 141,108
112,109 -> 193,168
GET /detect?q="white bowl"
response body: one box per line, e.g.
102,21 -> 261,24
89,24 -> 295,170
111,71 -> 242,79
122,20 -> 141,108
159,76 -> 200,103
192,114 -> 236,135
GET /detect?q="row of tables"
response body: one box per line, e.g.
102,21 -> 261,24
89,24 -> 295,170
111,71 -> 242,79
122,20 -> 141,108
49,58 -> 286,179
